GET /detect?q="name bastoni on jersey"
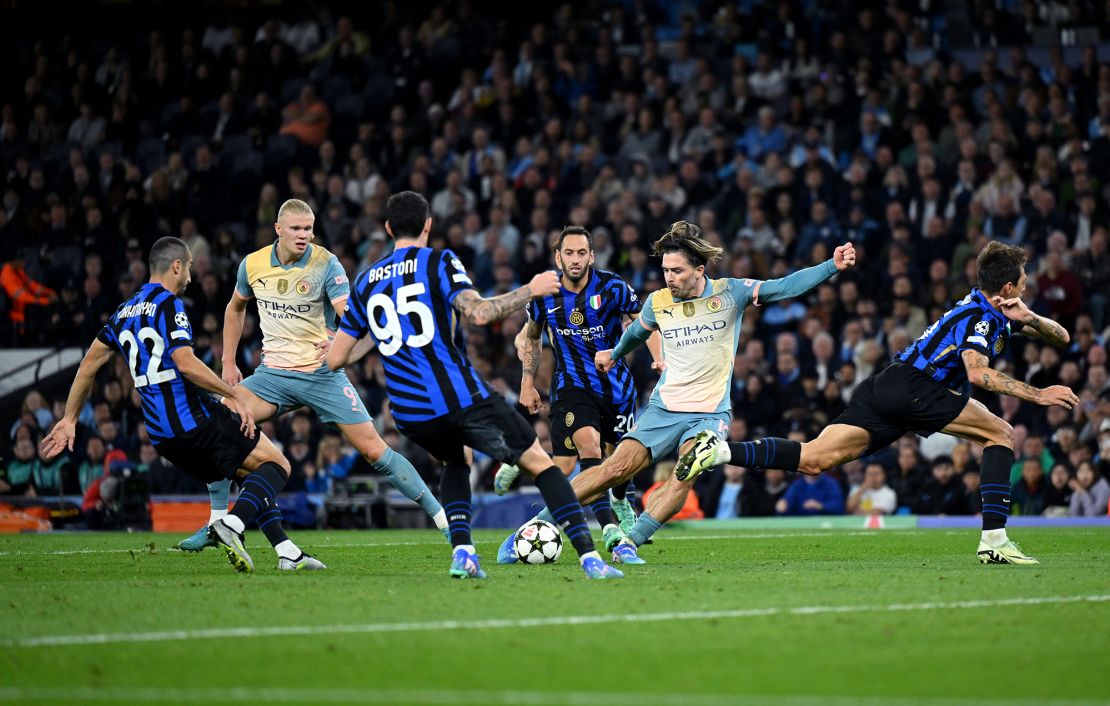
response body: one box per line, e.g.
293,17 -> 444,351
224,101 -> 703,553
366,258 -> 420,283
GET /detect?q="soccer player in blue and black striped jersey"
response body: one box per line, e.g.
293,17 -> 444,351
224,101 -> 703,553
493,226 -> 662,560
41,237 -> 318,573
678,242 -> 1078,565
327,191 -> 623,579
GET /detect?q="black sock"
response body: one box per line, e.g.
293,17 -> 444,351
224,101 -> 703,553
980,445 -> 1014,531
534,466 -> 596,557
231,462 -> 287,527
610,480 -> 631,501
440,463 -> 472,547
729,438 -> 801,471
580,458 -> 617,527
255,507 -> 290,548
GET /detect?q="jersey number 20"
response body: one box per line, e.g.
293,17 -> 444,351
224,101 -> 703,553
118,327 -> 178,388
367,283 -> 434,356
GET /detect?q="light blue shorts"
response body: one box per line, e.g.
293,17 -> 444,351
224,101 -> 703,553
239,366 -> 371,426
624,404 -> 731,460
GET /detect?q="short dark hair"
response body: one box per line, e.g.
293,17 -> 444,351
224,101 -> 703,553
976,241 -> 1028,294
385,191 -> 430,239
149,236 -> 190,275
556,225 -> 593,251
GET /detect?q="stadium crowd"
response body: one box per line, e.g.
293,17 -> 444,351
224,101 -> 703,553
2,1 -> 1110,525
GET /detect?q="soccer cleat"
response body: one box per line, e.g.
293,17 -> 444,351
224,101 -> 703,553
977,539 -> 1039,565
449,546 -> 487,579
496,530 -> 519,564
674,430 -> 730,482
611,539 -> 646,565
581,556 -> 624,579
493,463 -> 521,496
278,553 -> 327,571
208,519 -> 254,573
602,524 -> 626,552
610,494 -> 637,535
178,525 -> 216,552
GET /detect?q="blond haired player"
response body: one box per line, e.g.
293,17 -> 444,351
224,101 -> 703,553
179,200 -> 448,554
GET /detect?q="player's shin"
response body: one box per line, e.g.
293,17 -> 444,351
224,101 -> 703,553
372,448 -> 448,532
440,463 -> 473,548
730,438 -> 801,471
979,444 -> 1014,536
533,466 -> 599,559
581,458 -> 619,528
208,479 -> 230,522
229,462 -> 287,528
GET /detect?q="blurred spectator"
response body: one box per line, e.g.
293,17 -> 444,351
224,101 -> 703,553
280,84 -> 330,146
1011,458 -> 1048,516
1069,460 -> 1110,517
846,462 -> 897,516
700,465 -> 769,519
776,473 -> 844,516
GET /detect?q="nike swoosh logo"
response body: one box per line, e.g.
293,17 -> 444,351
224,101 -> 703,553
547,307 -> 562,313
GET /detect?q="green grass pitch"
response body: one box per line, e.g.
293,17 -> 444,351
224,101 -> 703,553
1,527 -> 1108,706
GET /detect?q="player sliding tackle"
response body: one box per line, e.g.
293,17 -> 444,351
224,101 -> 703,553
327,191 -> 623,579
178,199 -> 449,556
677,242 -> 1075,565
498,222 -> 856,564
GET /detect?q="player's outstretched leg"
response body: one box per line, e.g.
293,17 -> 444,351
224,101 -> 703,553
178,478 -> 230,551
675,431 -> 806,482
343,422 -> 450,541
441,462 -> 486,579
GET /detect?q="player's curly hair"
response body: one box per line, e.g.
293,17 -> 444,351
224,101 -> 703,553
651,221 -> 724,268
976,241 -> 1028,294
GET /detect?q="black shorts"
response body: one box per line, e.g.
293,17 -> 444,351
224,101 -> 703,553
397,394 -> 536,466
153,404 -> 260,484
549,387 -> 637,457
831,363 -> 969,455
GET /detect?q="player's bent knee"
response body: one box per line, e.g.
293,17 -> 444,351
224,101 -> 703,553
993,419 -> 1015,450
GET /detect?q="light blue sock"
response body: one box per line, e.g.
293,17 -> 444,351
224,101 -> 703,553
207,479 -> 230,522
372,448 -> 443,518
628,512 -> 662,546
536,507 -> 554,524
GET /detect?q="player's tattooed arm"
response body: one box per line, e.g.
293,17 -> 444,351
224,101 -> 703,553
517,320 -> 544,414
1018,314 -> 1070,347
453,288 -> 533,326
962,350 -> 1079,409
991,294 -> 1070,346
453,272 -> 561,326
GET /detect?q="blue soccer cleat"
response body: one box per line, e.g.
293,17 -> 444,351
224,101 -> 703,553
493,464 -> 521,496
178,525 -> 215,552
449,546 -> 487,579
496,530 -> 519,564
611,539 -> 646,565
581,556 -> 624,579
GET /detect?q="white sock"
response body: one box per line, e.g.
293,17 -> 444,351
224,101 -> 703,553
455,544 -> 475,554
982,528 -> 1008,546
274,539 -> 300,560
579,550 -> 601,564
221,515 -> 245,533
208,508 -> 228,524
432,508 -> 449,530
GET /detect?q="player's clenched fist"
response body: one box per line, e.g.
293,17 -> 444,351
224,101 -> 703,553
528,270 -> 561,297
833,242 -> 857,271
595,349 -> 616,372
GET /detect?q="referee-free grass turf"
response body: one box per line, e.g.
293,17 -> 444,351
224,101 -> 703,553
0,526 -> 1108,706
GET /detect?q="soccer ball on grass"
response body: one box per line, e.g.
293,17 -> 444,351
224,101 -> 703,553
513,519 -> 563,564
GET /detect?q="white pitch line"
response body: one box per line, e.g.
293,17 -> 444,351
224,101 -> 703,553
0,686 -> 1105,706
2,594 -> 1107,649
0,530 -> 938,556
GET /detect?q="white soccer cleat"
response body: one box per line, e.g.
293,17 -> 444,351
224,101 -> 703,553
977,539 -> 1039,565
278,553 -> 327,571
208,519 -> 254,573
493,463 -> 521,495
674,430 -> 730,482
